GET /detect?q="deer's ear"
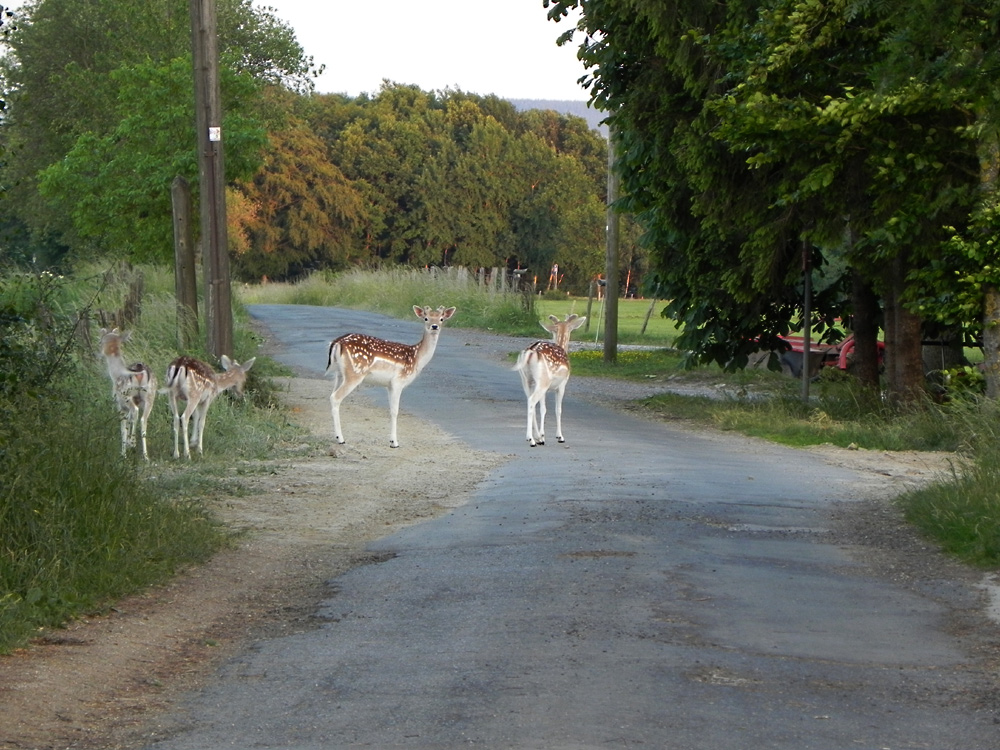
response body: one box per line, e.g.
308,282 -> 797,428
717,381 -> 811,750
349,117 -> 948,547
242,357 -> 256,372
413,305 -> 425,318
220,354 -> 233,370
442,307 -> 456,320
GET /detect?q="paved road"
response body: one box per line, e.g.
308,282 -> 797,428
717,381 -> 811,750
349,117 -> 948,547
146,305 -> 998,749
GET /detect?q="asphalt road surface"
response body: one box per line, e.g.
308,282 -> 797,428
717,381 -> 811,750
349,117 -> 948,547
144,304 -> 999,749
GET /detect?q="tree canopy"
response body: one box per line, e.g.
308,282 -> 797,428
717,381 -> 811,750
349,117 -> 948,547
548,0 -> 1000,398
0,0 -> 618,291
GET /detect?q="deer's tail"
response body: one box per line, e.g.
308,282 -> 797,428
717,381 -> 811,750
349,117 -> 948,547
513,349 -> 534,373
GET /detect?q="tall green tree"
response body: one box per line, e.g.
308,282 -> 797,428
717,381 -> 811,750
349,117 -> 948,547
231,113 -> 367,280
549,0 -> 811,369
0,0 -> 310,262
550,0 -> 1000,399
330,85 -> 443,263
36,57 -> 267,263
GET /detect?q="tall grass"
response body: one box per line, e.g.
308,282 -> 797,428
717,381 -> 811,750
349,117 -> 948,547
0,263 -> 303,653
239,267 -> 540,334
896,400 -> 1000,567
0,391 -> 222,647
534,297 -> 681,347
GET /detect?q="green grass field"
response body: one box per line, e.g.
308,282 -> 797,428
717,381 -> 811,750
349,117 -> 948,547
532,296 -> 680,347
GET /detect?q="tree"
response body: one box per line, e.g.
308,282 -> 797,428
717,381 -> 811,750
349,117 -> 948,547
320,83 -> 610,283
36,57 -> 267,263
549,0 -> 1000,399
330,85 -> 443,264
0,0 -> 311,262
231,114 -> 367,280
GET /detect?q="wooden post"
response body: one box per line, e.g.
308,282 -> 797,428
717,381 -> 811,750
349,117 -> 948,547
585,279 -> 595,333
640,297 -> 658,335
604,128 -> 619,363
801,238 -> 811,402
171,176 -> 199,349
190,0 -> 232,359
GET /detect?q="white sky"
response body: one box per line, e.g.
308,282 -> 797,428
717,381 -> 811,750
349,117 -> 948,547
257,0 -> 590,101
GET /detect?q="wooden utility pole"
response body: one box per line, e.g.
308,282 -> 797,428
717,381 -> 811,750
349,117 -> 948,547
604,128 -> 619,363
801,238 -> 812,402
189,0 -> 233,358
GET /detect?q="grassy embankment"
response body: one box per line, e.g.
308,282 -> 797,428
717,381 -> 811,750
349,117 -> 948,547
0,264 -> 304,653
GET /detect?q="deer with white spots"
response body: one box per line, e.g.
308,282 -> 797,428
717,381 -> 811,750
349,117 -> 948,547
163,354 -> 256,459
514,314 -> 587,447
98,327 -> 157,460
326,305 -> 456,448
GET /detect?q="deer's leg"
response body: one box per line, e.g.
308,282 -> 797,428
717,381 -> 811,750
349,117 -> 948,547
387,382 -> 403,448
526,385 -> 547,446
535,389 -> 548,445
519,354 -> 546,447
553,380 -> 568,443
127,402 -> 140,450
525,397 -> 536,446
192,400 -> 211,455
180,399 -> 200,459
169,394 -> 182,459
120,411 -> 130,456
329,373 -> 361,445
138,393 -> 154,461
517,364 -> 536,446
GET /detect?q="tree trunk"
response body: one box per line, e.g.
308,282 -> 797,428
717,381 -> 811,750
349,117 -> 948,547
850,270 -> 881,389
979,128 -> 1000,398
985,285 -> 1000,399
883,257 -> 925,403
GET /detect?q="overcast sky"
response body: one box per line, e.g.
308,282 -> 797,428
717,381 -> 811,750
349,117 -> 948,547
257,0 -> 590,101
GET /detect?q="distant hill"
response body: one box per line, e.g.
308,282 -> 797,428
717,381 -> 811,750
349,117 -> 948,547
508,99 -> 608,137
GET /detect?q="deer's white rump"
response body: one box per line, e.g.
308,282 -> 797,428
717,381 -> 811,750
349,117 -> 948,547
98,327 -> 157,460
514,314 -> 586,447
326,305 -> 456,448
163,354 -> 255,459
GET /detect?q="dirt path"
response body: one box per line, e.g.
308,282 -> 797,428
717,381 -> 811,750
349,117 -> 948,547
0,374 -> 963,750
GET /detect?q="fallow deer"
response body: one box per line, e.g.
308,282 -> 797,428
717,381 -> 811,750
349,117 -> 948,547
163,354 -> 256,459
514,313 -> 586,447
98,327 -> 157,460
326,305 -> 456,448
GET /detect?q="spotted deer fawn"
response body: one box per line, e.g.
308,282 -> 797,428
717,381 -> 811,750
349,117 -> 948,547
99,328 -> 157,460
514,314 -> 587,447
163,354 -> 256,459
326,305 -> 456,448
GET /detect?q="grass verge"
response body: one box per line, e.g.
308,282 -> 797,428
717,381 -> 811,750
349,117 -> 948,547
0,264 -> 306,653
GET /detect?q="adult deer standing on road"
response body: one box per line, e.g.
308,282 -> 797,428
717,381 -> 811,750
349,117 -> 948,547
99,327 -> 157,460
514,313 -> 586,447
326,305 -> 456,448
163,354 -> 256,459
